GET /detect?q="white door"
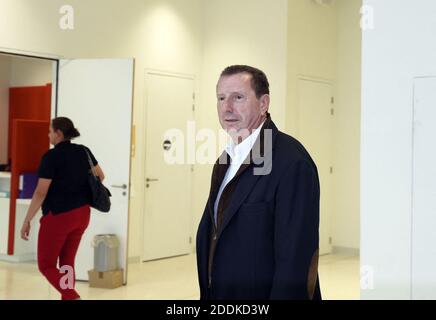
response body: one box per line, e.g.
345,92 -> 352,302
143,72 -> 193,261
57,59 -> 134,281
412,77 -> 436,299
297,79 -> 333,255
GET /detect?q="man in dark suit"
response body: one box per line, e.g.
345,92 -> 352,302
196,65 -> 321,300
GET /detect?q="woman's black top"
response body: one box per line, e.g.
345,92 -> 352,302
37,140 -> 98,215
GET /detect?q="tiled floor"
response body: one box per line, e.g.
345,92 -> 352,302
0,253 -> 359,300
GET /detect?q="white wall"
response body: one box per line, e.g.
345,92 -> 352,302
333,0 -> 361,250
0,0 -> 203,261
10,57 -> 52,87
194,0 -> 289,236
287,0 -> 337,135
0,0 -> 287,263
126,0 -> 203,260
200,0 -> 288,130
361,0 -> 436,299
287,0 -> 361,251
0,56 -> 11,164
0,0 -> 361,268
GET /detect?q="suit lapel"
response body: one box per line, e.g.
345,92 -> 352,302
217,116 -> 278,238
217,165 -> 262,238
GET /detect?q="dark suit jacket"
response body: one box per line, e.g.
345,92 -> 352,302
196,116 -> 321,300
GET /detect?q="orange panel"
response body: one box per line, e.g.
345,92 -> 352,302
7,84 -> 51,160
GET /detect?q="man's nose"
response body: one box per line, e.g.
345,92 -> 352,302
222,99 -> 233,113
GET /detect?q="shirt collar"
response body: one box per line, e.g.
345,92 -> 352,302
225,120 -> 265,161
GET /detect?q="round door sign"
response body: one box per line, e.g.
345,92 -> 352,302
163,139 -> 172,151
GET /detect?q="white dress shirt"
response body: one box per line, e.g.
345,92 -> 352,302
214,121 -> 265,224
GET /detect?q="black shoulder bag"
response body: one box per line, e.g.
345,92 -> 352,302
84,147 -> 112,213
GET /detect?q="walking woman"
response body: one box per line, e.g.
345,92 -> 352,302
20,117 -> 105,300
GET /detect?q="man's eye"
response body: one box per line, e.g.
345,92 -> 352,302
235,95 -> 243,100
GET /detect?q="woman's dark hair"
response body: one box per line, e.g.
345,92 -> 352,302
51,117 -> 80,140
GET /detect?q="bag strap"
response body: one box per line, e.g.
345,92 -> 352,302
83,146 -> 98,178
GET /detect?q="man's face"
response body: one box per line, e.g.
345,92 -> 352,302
216,73 -> 269,141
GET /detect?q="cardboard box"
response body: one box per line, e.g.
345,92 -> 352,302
88,269 -> 123,289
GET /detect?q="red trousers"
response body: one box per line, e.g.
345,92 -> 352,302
37,205 -> 90,300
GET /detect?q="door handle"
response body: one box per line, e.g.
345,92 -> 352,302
111,184 -> 127,189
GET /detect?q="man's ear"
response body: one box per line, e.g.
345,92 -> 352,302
260,94 -> 270,114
